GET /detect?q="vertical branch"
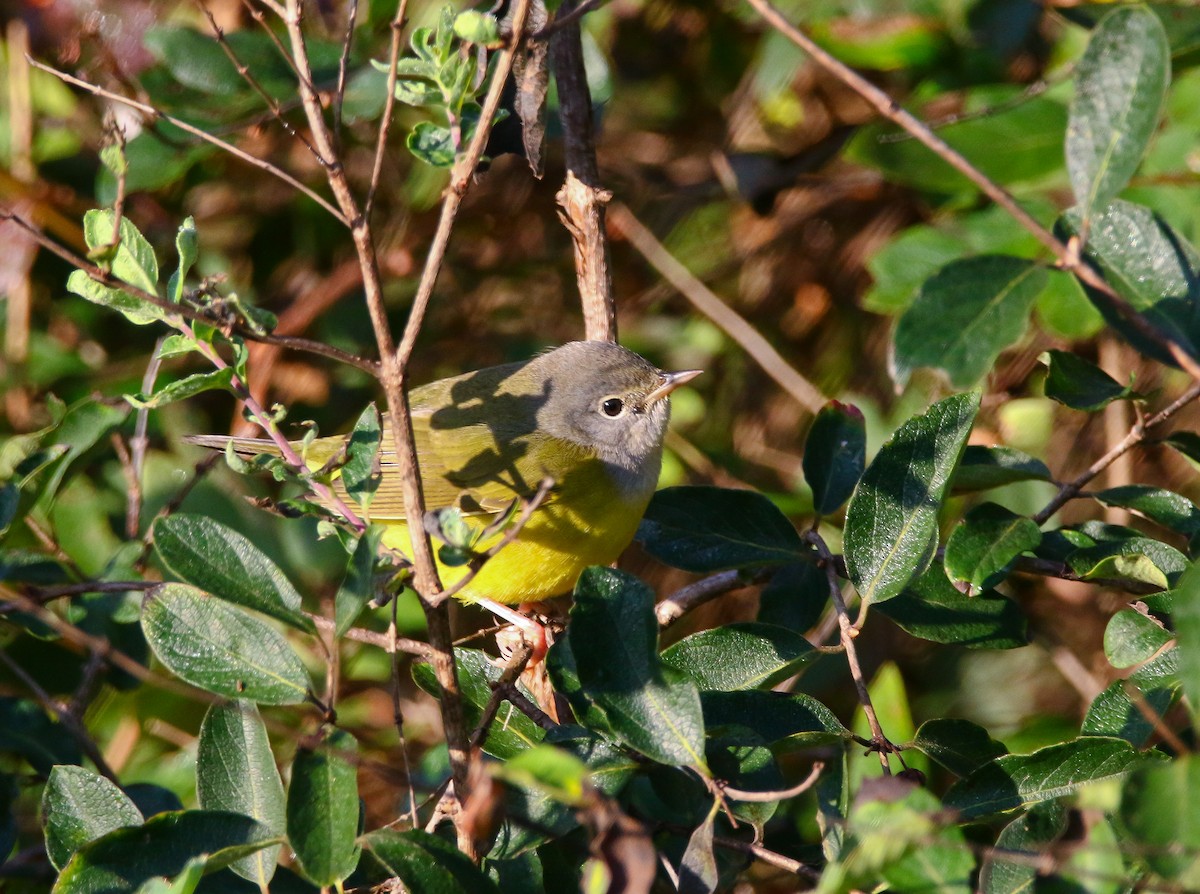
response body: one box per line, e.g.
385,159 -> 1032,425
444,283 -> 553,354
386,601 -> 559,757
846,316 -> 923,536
548,1 -> 616,342
4,19 -> 35,429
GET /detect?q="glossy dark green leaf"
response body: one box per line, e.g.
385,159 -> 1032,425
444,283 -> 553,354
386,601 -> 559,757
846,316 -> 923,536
141,584 -> 310,705
343,404 -> 381,512
802,401 -> 866,515
700,690 -> 849,748
196,702 -> 285,886
942,736 -> 1157,819
569,568 -> 706,768
844,392 -> 980,604
413,648 -> 545,759
1066,6 -> 1169,217
913,719 -> 1007,777
1082,648 -> 1178,746
892,256 -> 1046,388
334,526 -> 383,636
979,803 -> 1066,894
950,445 -> 1053,494
756,562 -> 829,632
1043,349 -> 1134,411
53,810 -> 275,894
1094,485 -> 1200,536
636,486 -> 808,572
153,514 -> 312,633
286,729 -> 360,887
1174,560 -> 1200,726
661,623 -> 814,691
1067,536 -> 1187,590
944,503 -> 1041,592
42,765 -> 144,871
1104,608 -> 1171,669
360,829 -> 500,893
1120,754 -> 1200,885
1060,201 -> 1200,366
677,809 -> 718,894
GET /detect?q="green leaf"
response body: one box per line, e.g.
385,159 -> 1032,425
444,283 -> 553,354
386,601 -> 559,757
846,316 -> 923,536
67,270 -> 163,327
944,503 -> 1041,592
1093,485 -> 1200,536
0,697 -> 82,773
393,76 -> 444,108
700,690 -> 850,748
660,623 -> 815,690
286,729 -> 361,888
492,744 -> 591,807
453,10 -> 500,45
892,256 -> 1046,388
413,648 -> 545,759
153,514 -> 313,633
1043,349 -> 1135,411
141,583 -> 310,705
912,719 -> 1007,777
360,829 -> 501,893
1068,536 -> 1186,589
53,810 -> 276,894
569,567 -> 707,768
82,210 -> 160,294
196,702 -> 285,886
1174,560 -> 1200,726
677,807 -> 719,894
636,486 -> 809,572
1104,607 -> 1171,669
1066,6 -> 1169,218
802,401 -> 866,515
942,736 -> 1157,819
334,526 -> 383,636
844,392 -> 980,604
407,121 -> 455,167
1162,431 -> 1200,464
756,562 -> 829,632
1120,754 -> 1200,885
1060,200 -> 1200,366
127,368 -> 235,410
1083,648 -> 1179,746
42,766 -> 144,871
950,445 -> 1052,494
343,403 -> 381,512
979,803 -> 1066,894
132,857 -> 205,894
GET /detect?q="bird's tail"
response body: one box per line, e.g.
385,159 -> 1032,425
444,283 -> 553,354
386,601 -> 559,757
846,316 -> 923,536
181,434 -> 285,460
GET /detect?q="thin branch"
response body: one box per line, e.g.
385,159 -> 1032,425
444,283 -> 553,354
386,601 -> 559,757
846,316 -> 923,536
30,59 -> 346,223
721,762 -> 823,803
610,202 -> 827,413
742,0 -> 1200,383
365,0 -> 412,219
656,569 -> 767,629
468,641 -> 536,750
710,834 -> 819,879
307,613 -> 432,657
531,0 -> 607,41
500,683 -> 558,731
332,0 -> 359,149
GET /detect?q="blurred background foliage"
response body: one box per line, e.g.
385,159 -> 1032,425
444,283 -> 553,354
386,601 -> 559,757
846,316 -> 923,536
3,0 -> 1200,888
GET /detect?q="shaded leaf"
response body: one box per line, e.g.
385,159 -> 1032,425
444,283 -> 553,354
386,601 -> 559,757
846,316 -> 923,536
637,486 -> 809,573
42,766 -> 143,871
913,719 -> 1007,777
1043,349 -> 1134,411
334,526 -> 384,636
677,808 -> 718,894
951,445 -> 1052,494
756,562 -> 829,632
359,829 -> 500,893
343,404 -> 381,512
944,503 -> 1041,592
1082,648 -> 1179,746
661,623 -> 815,691
892,256 -> 1046,388
802,401 -> 866,515
141,583 -> 310,705
1104,607 -> 1171,669
1120,754 -> 1200,885
700,690 -> 850,748
1174,559 -> 1200,726
1094,485 -> 1200,536
0,697 -> 83,774
844,392 -> 981,604
979,803 -> 1066,894
286,729 -> 360,888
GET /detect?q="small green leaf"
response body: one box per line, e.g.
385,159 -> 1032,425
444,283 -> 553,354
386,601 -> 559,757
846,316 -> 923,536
1094,485 -> 1200,536
153,514 -> 312,633
126,368 -> 234,410
803,401 -> 866,515
660,623 -> 815,691
944,503 -> 1041,592
196,702 -> 285,886
492,744 -> 591,807
81,210 -> 160,294
407,121 -> 455,167
1043,349 -> 1135,411
1068,537 -> 1186,590
343,403 -> 381,512
1104,608 -> 1171,669
334,526 -> 384,636
979,803 -> 1066,894
67,270 -> 163,327
1083,648 -> 1178,746
700,690 -> 850,748
1066,6 -> 1169,218
360,829 -> 501,893
892,256 -> 1046,388
637,486 -> 808,573
844,392 -> 980,604
876,563 -> 1028,649
951,445 -> 1052,494
141,583 -> 310,705
42,766 -> 144,871
569,567 -> 707,768
942,736 -> 1158,819
393,76 -> 444,107
677,807 -> 719,894
913,719 -> 1007,777
53,810 -> 275,894
287,729 -> 361,888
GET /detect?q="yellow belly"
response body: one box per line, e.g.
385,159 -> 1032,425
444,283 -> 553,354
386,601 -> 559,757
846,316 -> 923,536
379,482 -> 652,604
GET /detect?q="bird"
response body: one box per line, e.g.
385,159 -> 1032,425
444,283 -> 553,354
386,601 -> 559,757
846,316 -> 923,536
184,341 -> 700,619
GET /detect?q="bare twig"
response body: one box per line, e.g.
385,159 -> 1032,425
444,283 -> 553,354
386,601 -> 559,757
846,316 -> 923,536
742,0 -> 1200,383
332,0 -> 358,149
365,0 -> 412,219
31,59 -> 346,223
722,761 -> 823,802
500,683 -> 558,731
468,641 -> 536,750
656,569 -> 767,629
610,203 -> 827,413
307,612 -> 432,658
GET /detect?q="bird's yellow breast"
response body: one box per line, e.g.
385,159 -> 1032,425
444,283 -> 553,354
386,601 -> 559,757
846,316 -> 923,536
378,458 -> 654,604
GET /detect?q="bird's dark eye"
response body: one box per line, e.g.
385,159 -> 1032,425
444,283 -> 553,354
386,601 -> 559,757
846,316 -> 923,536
601,397 -> 625,417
